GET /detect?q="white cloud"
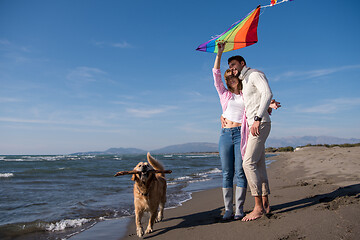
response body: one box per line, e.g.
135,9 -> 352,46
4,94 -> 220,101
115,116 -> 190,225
110,95 -> 135,105
272,64 -> 360,82
0,39 -> 11,45
186,91 -> 203,97
126,106 -> 176,118
93,40 -> 133,49
66,66 -> 106,83
112,41 -> 132,48
0,39 -> 31,53
0,115 -> 128,129
0,97 -> 23,103
4,52 -> 31,63
298,103 -> 337,114
110,101 -> 128,105
0,117 -> 58,125
297,97 -> 360,114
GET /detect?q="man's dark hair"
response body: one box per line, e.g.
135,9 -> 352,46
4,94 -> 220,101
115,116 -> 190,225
228,55 -> 246,65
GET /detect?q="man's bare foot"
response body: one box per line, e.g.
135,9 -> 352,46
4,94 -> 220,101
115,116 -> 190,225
262,196 -> 270,214
263,202 -> 271,214
263,204 -> 270,214
241,209 -> 264,221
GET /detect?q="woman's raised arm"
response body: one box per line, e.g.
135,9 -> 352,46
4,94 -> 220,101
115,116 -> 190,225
213,42 -> 225,69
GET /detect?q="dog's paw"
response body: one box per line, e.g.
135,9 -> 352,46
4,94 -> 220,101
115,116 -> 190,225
156,211 -> 164,222
136,227 -> 144,237
155,216 -> 163,222
145,226 -> 153,234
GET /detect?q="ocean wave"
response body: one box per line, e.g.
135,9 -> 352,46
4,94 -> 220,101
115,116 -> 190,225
170,168 -> 221,183
0,155 -> 118,162
175,176 -> 192,181
0,155 -> 96,162
1,156 -> 65,162
0,218 -> 96,240
46,218 -> 92,232
188,177 -> 212,183
167,168 -> 222,188
167,182 -> 179,186
0,173 -> 14,178
198,168 -> 222,175
185,155 -> 208,158
166,191 -> 192,209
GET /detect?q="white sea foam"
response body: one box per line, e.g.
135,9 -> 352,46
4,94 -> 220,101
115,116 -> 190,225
3,156 -> 66,162
169,168 -> 221,185
167,182 -> 178,185
3,158 -> 25,162
185,155 -> 208,158
198,168 -> 222,175
188,178 -> 211,183
80,155 -> 96,159
46,218 -> 91,231
176,176 -> 192,181
1,155 -> 99,162
0,173 -> 14,178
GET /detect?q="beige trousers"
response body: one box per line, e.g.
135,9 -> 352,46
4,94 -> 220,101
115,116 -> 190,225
243,122 -> 271,196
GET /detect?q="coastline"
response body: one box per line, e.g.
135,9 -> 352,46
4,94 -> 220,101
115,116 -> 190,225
72,146 -> 360,240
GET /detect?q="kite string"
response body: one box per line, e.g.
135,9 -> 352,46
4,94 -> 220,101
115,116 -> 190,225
261,0 -> 290,8
259,5 -> 266,17
210,0 -> 292,43
212,0 -> 292,39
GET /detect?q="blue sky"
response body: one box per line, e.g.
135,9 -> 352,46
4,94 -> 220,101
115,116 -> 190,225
1,0 -> 360,154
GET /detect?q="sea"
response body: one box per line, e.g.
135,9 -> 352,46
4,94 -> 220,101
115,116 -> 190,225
0,153 -> 275,240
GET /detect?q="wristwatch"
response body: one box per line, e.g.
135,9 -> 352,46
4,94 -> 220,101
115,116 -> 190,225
254,116 -> 262,122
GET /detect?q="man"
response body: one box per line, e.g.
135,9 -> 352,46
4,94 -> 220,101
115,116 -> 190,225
227,55 -> 274,221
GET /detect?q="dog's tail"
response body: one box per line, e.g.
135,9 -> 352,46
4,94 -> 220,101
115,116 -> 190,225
147,152 -> 165,177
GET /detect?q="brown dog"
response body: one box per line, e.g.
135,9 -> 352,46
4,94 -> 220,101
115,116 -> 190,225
132,152 -> 167,237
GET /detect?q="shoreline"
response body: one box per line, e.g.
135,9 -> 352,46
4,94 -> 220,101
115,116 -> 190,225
71,146 -> 360,240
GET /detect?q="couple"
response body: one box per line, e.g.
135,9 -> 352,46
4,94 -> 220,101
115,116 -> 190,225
213,42 -> 280,221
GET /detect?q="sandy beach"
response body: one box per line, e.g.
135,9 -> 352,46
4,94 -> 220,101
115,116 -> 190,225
73,146 -> 360,240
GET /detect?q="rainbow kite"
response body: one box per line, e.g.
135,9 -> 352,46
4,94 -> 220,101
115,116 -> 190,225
196,6 -> 260,53
196,1 -> 294,53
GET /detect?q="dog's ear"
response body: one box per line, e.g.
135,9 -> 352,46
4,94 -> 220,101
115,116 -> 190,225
147,152 -> 153,162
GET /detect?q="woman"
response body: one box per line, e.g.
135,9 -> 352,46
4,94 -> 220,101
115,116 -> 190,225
213,42 -> 247,220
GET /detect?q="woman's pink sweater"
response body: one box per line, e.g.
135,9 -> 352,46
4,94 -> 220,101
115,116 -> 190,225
212,68 -> 249,158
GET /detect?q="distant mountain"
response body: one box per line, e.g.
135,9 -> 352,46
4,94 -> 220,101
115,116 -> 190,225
104,147 -> 147,154
72,137 -> 360,155
152,142 -> 218,154
72,142 -> 218,155
72,147 -> 146,155
266,136 -> 360,148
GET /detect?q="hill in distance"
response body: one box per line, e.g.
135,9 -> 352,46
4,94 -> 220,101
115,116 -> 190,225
266,136 -> 360,148
72,136 -> 360,155
72,142 -> 218,155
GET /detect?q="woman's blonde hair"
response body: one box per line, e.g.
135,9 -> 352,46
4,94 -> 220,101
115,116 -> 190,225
224,69 -> 242,93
